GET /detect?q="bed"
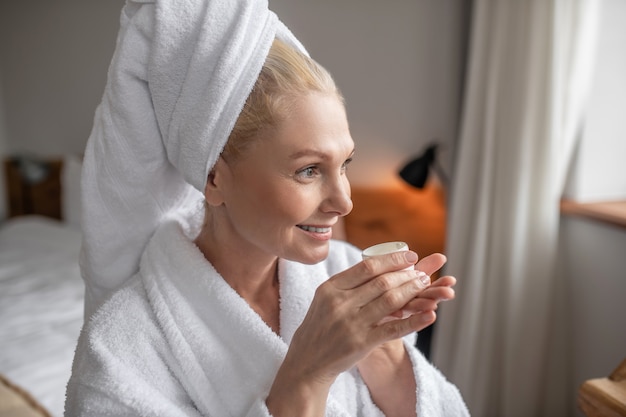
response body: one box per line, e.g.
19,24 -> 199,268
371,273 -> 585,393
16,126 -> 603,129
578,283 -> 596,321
0,155 -> 446,417
0,156 -> 84,417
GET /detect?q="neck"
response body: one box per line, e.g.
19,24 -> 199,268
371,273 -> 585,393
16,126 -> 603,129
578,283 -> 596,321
194,212 -> 281,332
195,228 -> 278,294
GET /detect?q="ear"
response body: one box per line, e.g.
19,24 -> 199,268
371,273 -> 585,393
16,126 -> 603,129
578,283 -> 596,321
203,157 -> 228,207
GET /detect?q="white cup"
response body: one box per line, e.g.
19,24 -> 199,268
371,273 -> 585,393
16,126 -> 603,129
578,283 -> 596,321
362,242 -> 431,288
362,241 -> 409,259
362,241 -> 416,272
362,241 -> 430,319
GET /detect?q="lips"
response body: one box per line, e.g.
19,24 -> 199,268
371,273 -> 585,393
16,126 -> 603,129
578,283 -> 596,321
297,225 -> 331,233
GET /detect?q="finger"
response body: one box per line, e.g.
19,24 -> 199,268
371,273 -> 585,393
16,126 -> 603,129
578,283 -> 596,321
400,291 -> 453,315
372,310 -> 438,342
398,298 -> 440,314
360,274 -> 429,322
331,251 -> 419,290
415,283 -> 456,302
425,275 -> 457,289
415,253 -> 447,276
391,276 -> 455,316
353,268 -> 431,310
407,310 -> 437,333
367,272 -> 449,320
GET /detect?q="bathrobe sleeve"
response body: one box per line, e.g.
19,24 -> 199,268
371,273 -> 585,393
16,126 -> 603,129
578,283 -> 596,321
324,241 -> 471,417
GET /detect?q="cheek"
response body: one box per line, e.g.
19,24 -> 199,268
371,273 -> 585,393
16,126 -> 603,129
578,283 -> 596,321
240,179 -> 307,227
264,186 -> 310,225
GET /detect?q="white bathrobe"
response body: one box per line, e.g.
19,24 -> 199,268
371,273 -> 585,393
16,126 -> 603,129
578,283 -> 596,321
65,210 -> 470,417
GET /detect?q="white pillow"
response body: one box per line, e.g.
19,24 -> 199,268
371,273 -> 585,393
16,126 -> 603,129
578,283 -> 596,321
61,155 -> 83,230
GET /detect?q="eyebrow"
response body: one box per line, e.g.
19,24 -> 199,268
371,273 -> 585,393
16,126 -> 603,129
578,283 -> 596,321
289,148 -> 355,160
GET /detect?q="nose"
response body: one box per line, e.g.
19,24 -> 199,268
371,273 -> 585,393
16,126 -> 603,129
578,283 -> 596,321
322,174 -> 353,217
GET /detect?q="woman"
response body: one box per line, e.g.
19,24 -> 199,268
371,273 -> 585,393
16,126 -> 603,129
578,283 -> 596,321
66,1 -> 469,416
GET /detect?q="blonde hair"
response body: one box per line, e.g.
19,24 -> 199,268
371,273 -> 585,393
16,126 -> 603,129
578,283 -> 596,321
222,38 -> 342,160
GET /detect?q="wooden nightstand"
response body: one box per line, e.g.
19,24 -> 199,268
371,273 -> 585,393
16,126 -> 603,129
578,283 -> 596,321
3,158 -> 63,220
578,358 -> 626,417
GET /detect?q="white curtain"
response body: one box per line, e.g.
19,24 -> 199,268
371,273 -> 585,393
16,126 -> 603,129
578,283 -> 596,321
431,1 -> 599,416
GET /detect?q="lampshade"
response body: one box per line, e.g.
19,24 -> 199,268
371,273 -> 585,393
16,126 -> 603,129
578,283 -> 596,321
398,144 -> 438,189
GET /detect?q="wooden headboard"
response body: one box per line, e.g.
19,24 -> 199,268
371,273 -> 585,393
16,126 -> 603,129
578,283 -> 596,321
3,158 -> 63,220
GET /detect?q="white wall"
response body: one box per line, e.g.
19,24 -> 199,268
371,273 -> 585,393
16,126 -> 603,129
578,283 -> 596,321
270,0 -> 468,186
0,1 -> 467,188
0,0 -> 124,157
565,0 -> 626,202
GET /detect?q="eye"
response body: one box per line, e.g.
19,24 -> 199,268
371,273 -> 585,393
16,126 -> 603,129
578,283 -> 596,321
341,157 -> 353,173
295,165 -> 319,180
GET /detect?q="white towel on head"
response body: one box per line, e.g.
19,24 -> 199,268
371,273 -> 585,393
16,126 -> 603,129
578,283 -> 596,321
79,0 -> 306,318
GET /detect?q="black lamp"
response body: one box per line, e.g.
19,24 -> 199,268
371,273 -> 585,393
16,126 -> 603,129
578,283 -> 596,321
398,143 -> 447,189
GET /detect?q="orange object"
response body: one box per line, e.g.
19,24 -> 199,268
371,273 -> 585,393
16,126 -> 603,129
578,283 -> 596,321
344,181 -> 447,263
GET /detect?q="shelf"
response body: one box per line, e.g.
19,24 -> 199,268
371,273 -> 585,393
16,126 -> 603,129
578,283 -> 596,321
560,199 -> 626,229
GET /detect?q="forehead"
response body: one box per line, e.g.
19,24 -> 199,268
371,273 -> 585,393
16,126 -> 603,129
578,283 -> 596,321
271,93 -> 354,157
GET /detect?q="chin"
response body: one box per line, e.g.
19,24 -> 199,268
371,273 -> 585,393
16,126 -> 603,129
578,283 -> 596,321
289,244 -> 330,265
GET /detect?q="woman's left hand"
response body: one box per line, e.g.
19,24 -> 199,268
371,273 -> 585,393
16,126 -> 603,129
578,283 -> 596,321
386,253 -> 455,321
356,253 -> 456,417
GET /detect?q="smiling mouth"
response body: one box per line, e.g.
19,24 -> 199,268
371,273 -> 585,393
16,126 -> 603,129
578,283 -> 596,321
297,225 -> 331,233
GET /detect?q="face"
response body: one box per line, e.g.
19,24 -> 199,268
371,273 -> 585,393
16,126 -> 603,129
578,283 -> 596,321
211,92 -> 354,264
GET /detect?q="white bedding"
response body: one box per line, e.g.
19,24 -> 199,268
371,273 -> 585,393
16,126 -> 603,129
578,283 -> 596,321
0,216 -> 84,417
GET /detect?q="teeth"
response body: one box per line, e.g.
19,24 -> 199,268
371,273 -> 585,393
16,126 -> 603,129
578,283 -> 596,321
298,225 -> 331,233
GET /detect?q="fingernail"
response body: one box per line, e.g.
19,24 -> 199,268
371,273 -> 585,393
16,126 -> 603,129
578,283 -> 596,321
404,251 -> 418,264
421,312 -> 435,323
416,271 -> 431,287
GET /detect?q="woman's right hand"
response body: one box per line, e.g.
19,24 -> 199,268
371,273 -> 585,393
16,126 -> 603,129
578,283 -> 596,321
266,250 -> 436,416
